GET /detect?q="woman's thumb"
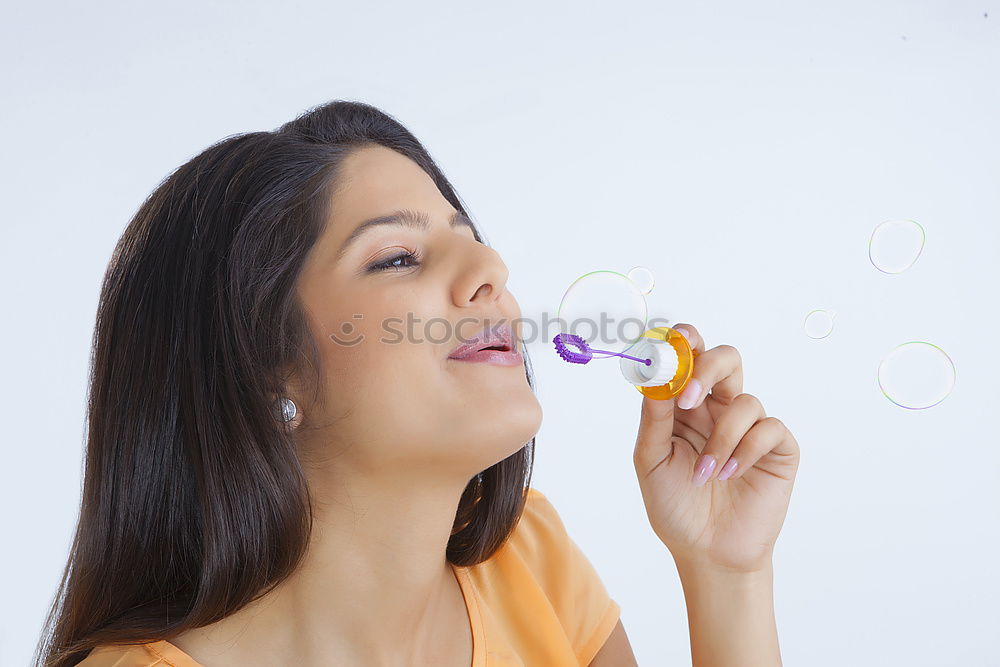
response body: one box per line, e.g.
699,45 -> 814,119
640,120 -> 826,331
633,393 -> 676,479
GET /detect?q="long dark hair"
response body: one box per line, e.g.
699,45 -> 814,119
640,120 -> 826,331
34,100 -> 536,667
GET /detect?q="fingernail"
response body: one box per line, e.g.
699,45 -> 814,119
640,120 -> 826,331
675,326 -> 692,343
677,378 -> 702,409
717,457 -> 739,481
692,454 -> 716,486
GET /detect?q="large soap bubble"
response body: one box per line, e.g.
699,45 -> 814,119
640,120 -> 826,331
876,341 -> 956,409
869,220 -> 925,274
556,269 -> 651,355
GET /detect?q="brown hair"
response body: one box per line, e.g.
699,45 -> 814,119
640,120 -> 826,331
34,100 -> 536,667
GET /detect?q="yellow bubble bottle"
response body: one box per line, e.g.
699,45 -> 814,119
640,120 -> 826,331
618,326 -> 700,400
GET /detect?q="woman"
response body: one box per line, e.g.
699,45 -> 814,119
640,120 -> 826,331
36,100 -> 799,666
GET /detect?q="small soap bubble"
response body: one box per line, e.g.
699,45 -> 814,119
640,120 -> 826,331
869,220 -> 925,274
557,270 -> 648,354
803,309 -> 836,339
626,266 -> 655,295
876,341 -> 955,409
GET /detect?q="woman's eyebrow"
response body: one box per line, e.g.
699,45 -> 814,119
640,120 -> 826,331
335,208 -> 474,261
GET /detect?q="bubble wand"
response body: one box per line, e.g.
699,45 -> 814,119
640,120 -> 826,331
552,326 -> 700,401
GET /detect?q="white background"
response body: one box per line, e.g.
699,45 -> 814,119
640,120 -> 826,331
3,1 -> 998,665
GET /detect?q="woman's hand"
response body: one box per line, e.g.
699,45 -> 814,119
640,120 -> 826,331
632,323 -> 800,573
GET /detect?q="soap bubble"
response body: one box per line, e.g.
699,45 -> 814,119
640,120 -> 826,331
876,341 -> 956,409
804,309 -> 836,339
627,266 -> 655,294
557,270 -> 648,354
869,220 -> 925,274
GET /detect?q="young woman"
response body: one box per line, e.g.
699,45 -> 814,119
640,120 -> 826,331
36,100 -> 800,667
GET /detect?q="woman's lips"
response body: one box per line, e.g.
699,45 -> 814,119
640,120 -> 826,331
448,347 -> 524,366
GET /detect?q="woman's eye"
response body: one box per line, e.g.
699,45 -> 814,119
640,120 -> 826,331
368,250 -> 421,273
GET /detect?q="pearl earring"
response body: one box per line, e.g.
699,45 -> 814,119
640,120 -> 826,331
278,397 -> 297,422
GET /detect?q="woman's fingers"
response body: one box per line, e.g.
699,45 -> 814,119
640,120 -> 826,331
692,392 -> 767,486
671,323 -> 705,353
666,323 -> 799,488
719,417 -> 793,481
672,323 -> 744,409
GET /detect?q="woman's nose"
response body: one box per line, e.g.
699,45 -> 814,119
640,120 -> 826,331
452,243 -> 510,308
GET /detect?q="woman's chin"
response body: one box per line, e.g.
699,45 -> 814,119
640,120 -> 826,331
468,391 -> 543,458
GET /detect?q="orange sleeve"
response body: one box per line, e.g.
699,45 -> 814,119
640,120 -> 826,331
74,643 -> 161,666
520,488 -> 622,665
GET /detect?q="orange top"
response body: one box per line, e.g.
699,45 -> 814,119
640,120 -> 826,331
78,487 -> 621,666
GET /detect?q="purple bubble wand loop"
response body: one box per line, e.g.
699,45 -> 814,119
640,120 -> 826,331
552,333 -> 651,366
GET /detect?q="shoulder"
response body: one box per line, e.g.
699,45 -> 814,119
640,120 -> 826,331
508,487 -> 616,583
75,640 -> 196,666
74,643 -> 158,666
501,487 -> 622,664
507,488 -> 590,565
509,488 -> 604,573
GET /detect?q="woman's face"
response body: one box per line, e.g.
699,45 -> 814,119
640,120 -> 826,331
294,145 -> 542,482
